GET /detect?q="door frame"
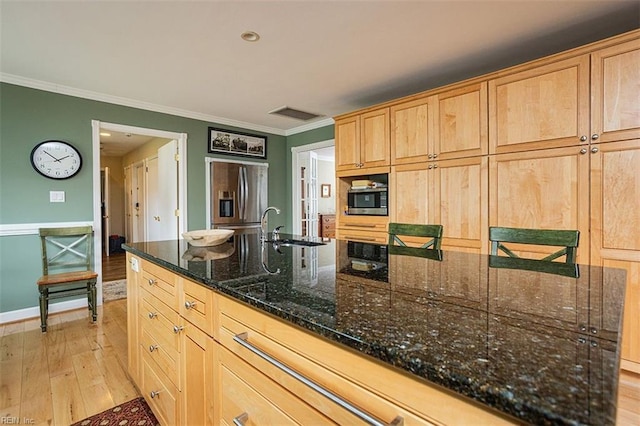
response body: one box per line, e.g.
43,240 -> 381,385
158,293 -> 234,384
291,139 -> 334,235
91,120 -> 188,304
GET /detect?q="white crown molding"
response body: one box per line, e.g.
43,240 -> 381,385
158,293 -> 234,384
284,117 -> 335,136
0,73 -> 291,136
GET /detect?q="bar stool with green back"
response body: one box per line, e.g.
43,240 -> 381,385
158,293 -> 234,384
37,226 -> 98,332
388,223 -> 443,249
489,226 -> 580,264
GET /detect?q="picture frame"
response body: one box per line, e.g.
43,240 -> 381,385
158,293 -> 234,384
321,184 -> 331,198
208,127 -> 267,159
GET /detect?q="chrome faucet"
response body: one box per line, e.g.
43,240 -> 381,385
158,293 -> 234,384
260,206 -> 280,241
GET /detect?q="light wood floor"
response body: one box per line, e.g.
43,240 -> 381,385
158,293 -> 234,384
1,299 -> 639,425
102,251 -> 126,282
0,299 -> 139,425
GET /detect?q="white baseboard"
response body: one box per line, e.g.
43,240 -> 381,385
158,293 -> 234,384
0,298 -> 98,324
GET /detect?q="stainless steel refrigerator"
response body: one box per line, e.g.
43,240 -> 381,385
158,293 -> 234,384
210,161 -> 268,232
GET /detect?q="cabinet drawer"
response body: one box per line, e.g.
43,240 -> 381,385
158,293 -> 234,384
219,297 -> 432,425
141,259 -> 179,310
142,352 -> 179,426
140,327 -> 180,389
180,278 -> 215,337
336,228 -> 388,244
219,346 -> 331,425
219,295 -> 512,425
140,289 -> 181,353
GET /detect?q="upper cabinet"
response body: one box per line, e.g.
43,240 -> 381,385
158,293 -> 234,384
489,55 -> 590,154
590,39 -> 640,144
489,37 -> 640,154
335,108 -> 390,171
391,82 -> 488,165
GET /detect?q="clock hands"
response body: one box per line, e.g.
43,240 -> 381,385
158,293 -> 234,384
43,151 -> 61,162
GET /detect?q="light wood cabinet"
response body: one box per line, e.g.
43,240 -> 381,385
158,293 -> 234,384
391,82 -> 488,165
391,156 -> 488,252
181,320 -> 215,426
335,108 -> 389,171
489,54 -> 590,154
590,139 -> 640,372
125,253 -> 140,385
590,39 -> 640,144
489,146 -> 590,262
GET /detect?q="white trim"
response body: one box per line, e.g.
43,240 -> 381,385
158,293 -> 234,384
0,221 -> 93,237
1,73 -> 334,137
291,139 -> 335,235
284,117 -> 335,136
0,298 -> 89,325
91,120 -> 103,305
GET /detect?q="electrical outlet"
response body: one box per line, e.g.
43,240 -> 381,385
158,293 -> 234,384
130,257 -> 139,272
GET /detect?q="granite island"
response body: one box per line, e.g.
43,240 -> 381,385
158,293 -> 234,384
123,233 -> 626,425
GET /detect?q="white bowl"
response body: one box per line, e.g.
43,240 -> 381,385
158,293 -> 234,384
181,243 -> 235,261
182,229 -> 234,247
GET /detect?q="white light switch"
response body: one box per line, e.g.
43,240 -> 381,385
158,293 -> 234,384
50,191 -> 65,202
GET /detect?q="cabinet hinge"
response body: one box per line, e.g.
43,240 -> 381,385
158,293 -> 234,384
174,154 -> 179,162
174,209 -> 180,217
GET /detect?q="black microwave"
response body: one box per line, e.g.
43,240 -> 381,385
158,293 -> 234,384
347,188 -> 388,216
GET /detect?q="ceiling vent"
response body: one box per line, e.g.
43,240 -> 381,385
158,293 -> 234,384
268,106 -> 323,121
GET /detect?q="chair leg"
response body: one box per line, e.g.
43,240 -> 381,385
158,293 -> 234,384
89,281 -> 97,322
39,287 -> 48,332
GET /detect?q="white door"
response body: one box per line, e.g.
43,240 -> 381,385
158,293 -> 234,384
146,141 -> 179,241
124,166 -> 132,243
299,151 -> 319,237
102,167 -> 111,255
133,162 -> 145,242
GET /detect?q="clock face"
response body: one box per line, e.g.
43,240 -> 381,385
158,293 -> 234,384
30,140 -> 83,180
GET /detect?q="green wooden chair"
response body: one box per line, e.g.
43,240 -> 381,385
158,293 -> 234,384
489,226 -> 580,264
37,226 -> 98,332
388,223 -> 443,249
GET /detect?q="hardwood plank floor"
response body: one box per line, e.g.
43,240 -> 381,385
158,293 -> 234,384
102,252 -> 126,282
0,300 -> 139,425
0,299 -> 638,425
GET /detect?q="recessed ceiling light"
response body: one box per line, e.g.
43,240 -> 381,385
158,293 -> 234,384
241,31 -> 260,42
100,132 -> 111,137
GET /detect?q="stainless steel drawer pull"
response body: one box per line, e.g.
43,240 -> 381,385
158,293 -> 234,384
185,301 -> 197,309
150,390 -> 161,399
148,312 -> 157,319
148,278 -> 157,286
233,412 -> 248,426
173,325 -> 184,334
234,332 -> 404,426
149,345 -> 158,352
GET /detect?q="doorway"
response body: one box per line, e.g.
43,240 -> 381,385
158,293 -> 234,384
92,121 -> 188,304
291,140 -> 335,236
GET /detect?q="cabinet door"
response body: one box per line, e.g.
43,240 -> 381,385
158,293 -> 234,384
489,55 -> 590,154
391,96 -> 434,165
489,146 -> 590,262
360,108 -> 390,168
335,116 -> 360,171
126,253 -> 141,386
181,323 -> 216,426
591,38 -> 640,143
435,82 -> 488,160
390,163 -> 430,225
431,157 -> 488,253
590,139 -> 640,368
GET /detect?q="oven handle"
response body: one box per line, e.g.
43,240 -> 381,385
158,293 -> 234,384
233,332 -> 403,426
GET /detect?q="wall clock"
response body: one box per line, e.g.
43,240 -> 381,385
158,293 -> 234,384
30,140 -> 83,180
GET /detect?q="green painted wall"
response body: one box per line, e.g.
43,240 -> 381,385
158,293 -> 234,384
0,82 -> 295,313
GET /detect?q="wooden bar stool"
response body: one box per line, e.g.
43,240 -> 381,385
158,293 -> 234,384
37,226 -> 98,332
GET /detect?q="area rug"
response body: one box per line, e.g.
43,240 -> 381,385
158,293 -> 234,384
103,279 -> 127,301
71,396 -> 158,426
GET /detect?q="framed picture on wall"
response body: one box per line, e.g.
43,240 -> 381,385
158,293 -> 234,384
208,127 -> 267,159
321,184 -> 331,198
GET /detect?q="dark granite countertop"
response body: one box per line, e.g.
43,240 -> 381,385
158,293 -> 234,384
123,233 -> 626,425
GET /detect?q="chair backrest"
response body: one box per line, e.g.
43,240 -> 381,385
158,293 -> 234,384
489,226 -> 579,264
388,223 -> 443,249
40,226 -> 94,275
